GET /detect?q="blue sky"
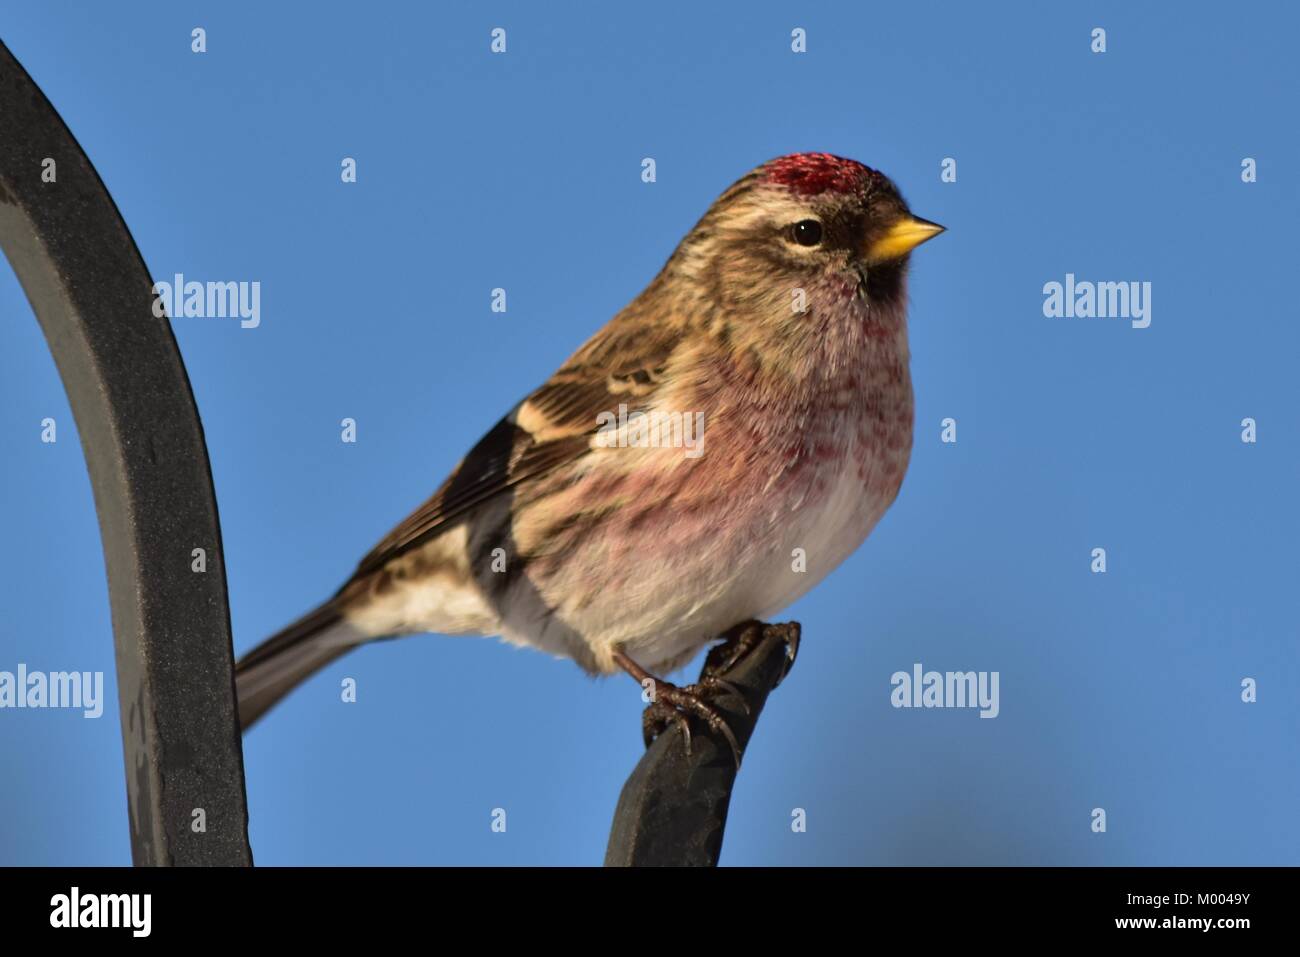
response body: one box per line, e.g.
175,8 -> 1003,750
1,1 -> 1297,865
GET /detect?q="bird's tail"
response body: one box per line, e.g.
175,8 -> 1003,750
235,600 -> 365,731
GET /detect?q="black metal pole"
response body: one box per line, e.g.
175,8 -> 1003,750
0,39 -> 252,865
605,622 -> 798,866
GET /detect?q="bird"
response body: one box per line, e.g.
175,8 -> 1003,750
236,152 -> 944,757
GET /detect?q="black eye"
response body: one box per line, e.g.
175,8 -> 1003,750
790,219 -> 823,247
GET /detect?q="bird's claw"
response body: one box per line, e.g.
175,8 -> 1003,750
705,619 -> 801,688
641,679 -> 744,769
619,622 -> 802,771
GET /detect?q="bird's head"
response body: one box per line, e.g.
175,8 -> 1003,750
666,152 -> 944,325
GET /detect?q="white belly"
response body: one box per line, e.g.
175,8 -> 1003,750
588,440 -> 898,674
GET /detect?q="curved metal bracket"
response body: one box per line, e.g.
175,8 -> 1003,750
0,39 -> 251,865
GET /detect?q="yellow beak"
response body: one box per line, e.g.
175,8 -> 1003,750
865,215 -> 946,264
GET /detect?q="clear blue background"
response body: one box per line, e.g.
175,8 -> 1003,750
2,1 -> 1296,865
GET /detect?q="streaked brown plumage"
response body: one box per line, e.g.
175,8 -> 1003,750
236,153 -> 944,742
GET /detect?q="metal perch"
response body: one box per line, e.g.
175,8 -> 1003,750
605,622 -> 799,866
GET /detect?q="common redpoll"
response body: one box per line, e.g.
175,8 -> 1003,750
236,152 -> 944,752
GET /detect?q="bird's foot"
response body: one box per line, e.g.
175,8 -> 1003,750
612,650 -> 743,768
642,681 -> 743,768
704,619 -> 801,688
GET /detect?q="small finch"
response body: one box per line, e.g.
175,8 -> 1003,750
236,153 -> 944,755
